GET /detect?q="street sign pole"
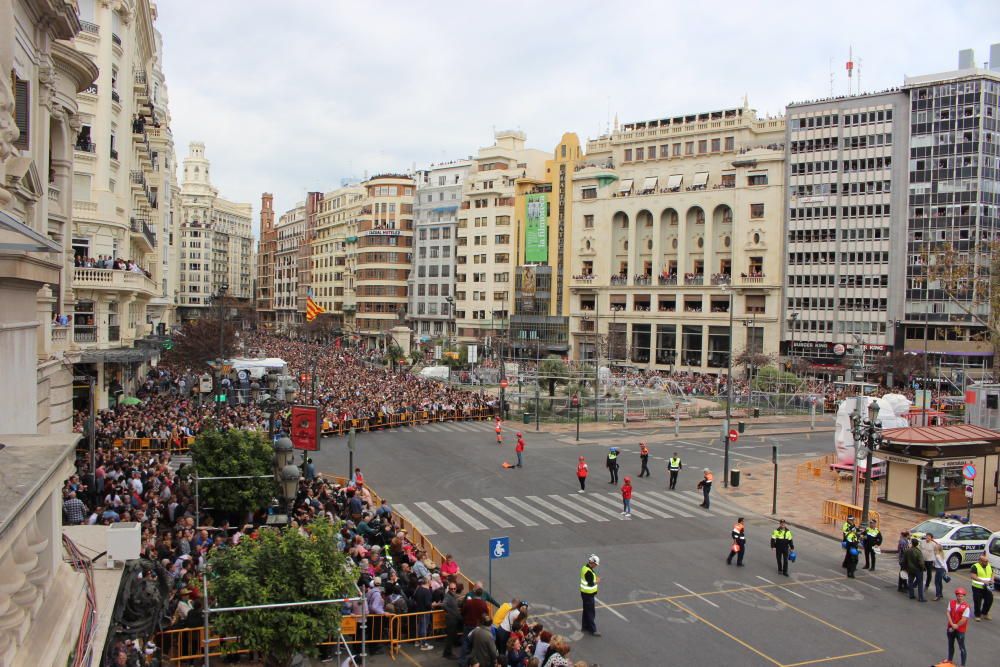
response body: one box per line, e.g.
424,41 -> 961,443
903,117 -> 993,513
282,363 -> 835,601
771,444 -> 779,515
348,427 -> 356,482
488,537 -> 509,600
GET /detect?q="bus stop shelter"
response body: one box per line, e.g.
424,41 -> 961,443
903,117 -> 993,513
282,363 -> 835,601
878,424 -> 1000,513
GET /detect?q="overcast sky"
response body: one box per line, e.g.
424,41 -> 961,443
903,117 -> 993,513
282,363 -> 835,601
156,0 -> 999,227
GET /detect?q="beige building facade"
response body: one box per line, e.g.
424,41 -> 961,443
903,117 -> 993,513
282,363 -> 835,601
568,106 -> 786,374
274,200 -> 305,329
310,184 -> 365,330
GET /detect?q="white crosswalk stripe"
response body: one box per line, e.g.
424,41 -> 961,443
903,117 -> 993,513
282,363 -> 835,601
604,492 -> 674,519
546,495 -> 608,522
438,500 -> 488,530
679,490 -> 746,516
588,492 -> 653,519
481,497 -> 538,527
415,501 -> 462,533
641,491 -> 697,518
525,495 -> 585,523
459,499 -> 514,528
393,503 -> 436,536
574,493 -> 629,519
504,496 -> 561,525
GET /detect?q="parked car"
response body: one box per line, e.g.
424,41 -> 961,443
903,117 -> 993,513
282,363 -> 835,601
987,531 -> 1000,585
909,518 -> 995,571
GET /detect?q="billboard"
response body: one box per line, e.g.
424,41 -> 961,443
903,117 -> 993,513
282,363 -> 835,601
290,405 -> 320,451
525,193 -> 548,262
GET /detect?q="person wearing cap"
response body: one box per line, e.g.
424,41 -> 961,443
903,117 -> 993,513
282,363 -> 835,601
727,517 -> 746,566
667,452 -> 682,490
946,587 -> 971,666
580,554 -> 601,636
515,432 -> 526,468
841,515 -> 857,542
606,448 -> 619,484
576,456 -> 589,493
697,468 -> 714,508
771,520 -> 794,576
638,442 -> 650,478
862,519 -> 882,571
621,477 -> 633,519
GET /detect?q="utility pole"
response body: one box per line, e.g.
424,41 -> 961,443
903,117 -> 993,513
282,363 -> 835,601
215,283 -> 228,414
724,285 -> 734,488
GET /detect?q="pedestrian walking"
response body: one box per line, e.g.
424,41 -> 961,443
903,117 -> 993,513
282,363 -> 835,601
580,554 -> 601,636
495,422 -> 503,446
897,530 -> 911,592
932,540 -> 949,601
922,533 -> 938,594
621,477 -> 632,519
970,552 -> 994,621
770,519 -> 794,576
515,432 -> 525,468
904,538 -> 927,600
576,456 -> 588,493
843,525 -> 861,579
862,520 -> 882,571
606,448 -> 619,484
945,588 -> 971,666
697,468 -> 713,508
667,453 -> 682,490
638,442 -> 650,477
727,517 -> 746,566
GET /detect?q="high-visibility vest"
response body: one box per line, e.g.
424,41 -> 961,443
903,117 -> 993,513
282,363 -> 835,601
608,452 -> 618,461
580,565 -> 598,594
971,562 -> 994,589
669,458 -> 681,470
577,462 -> 588,477
948,600 -> 970,632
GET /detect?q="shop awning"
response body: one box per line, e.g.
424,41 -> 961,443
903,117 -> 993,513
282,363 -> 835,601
640,176 -> 658,193
881,424 -> 1000,445
78,347 -> 158,363
666,174 -> 683,191
618,179 -> 634,194
693,172 -> 709,187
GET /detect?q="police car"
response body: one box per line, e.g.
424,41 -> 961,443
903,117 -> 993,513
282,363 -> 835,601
988,531 -> 1000,585
909,518 -> 995,572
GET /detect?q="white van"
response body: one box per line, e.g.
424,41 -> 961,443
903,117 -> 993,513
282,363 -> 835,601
989,531 -> 1000,585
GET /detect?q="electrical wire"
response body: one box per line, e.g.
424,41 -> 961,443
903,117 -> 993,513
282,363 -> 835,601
63,534 -> 98,667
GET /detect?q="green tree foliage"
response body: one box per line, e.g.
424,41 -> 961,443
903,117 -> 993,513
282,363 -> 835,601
752,366 -> 803,393
162,317 -> 236,370
538,356 -> 569,397
189,428 -> 276,516
209,519 -> 357,667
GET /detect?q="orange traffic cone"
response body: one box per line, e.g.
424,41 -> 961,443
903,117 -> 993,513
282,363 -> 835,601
502,461 -> 515,469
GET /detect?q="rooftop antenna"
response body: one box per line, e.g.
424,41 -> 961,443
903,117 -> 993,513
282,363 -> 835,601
845,46 -> 855,95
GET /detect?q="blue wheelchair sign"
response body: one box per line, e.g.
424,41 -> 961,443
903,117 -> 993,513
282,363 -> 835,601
489,536 -> 510,560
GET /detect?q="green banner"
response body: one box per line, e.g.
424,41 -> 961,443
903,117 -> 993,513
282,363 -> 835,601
525,193 -> 548,263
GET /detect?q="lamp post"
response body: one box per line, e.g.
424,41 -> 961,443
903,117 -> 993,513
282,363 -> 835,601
850,401 -> 883,532
214,283 -> 228,414
572,393 -> 581,441
722,284 -> 734,488
743,313 -> 758,417
272,435 -> 296,523
787,311 -> 799,374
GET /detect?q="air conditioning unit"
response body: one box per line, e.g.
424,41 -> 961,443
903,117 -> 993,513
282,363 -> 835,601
106,521 -> 141,568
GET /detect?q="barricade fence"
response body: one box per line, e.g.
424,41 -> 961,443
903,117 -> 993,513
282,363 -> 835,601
821,499 -> 880,527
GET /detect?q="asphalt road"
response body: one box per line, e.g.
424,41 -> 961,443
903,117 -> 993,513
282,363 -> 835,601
309,420 -> 1000,666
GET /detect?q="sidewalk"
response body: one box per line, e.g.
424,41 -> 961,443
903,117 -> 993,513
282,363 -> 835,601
719,454 -> 1000,546
539,412 -> 830,434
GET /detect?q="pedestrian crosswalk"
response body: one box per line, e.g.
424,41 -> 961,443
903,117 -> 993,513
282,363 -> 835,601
393,489 -> 747,535
369,421 -> 498,435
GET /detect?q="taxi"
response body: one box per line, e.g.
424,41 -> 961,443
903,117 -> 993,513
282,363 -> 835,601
909,518 -> 995,572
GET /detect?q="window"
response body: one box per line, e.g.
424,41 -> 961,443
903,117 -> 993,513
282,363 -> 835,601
748,172 -> 768,186
13,75 -> 29,150
582,187 -> 597,200
584,215 -> 594,229
648,146 -> 656,159
724,136 -> 735,151
624,148 -> 633,162
685,141 -> 694,155
636,147 -> 644,161
672,143 -> 681,156
750,203 -> 765,219
697,140 -> 707,154
711,138 -> 721,152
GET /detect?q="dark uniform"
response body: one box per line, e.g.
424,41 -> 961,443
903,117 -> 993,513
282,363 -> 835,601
580,557 -> 600,636
771,522 -> 794,576
863,524 -> 882,571
606,449 -> 619,484
842,528 -> 860,578
668,454 -> 682,490
638,443 -> 650,478
726,519 -> 746,566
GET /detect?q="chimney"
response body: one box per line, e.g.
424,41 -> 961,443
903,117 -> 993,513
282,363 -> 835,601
958,48 -> 975,70
990,43 -> 1000,71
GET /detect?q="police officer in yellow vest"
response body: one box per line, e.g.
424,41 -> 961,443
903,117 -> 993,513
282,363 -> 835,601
771,519 -> 794,576
841,516 -> 857,542
580,554 -> 601,636
667,453 -> 682,490
606,448 -> 619,484
970,552 -> 994,621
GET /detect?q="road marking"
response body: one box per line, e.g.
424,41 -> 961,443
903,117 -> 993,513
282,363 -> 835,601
673,582 -> 719,608
585,492 -> 650,519
666,599 -> 781,666
756,575 -> 807,599
414,501 -> 462,533
823,568 -> 881,591
438,499 -> 488,530
505,496 -> 561,525
526,495 -> 585,523
640,491 -> 697,518
459,499 -> 513,528
547,495 -> 608,522
392,503 -> 436,536
482,497 -> 538,526
680,490 -> 745,516
754,587 -> 883,652
574,493 -> 628,519
604,492 -> 673,519
596,597 -> 628,622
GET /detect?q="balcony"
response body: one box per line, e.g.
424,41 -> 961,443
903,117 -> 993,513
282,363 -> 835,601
711,274 -> 732,286
658,275 -> 678,285
79,20 -> 99,35
110,147 -> 119,161
684,274 -> 704,286
74,139 -> 96,154
111,90 -> 120,104
634,275 -> 652,286
72,326 -> 97,343
111,33 -> 122,47
736,274 -> 766,286
73,267 -> 158,297
130,216 -> 156,251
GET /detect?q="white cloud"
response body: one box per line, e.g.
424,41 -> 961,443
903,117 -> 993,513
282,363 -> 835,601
156,0 -> 1000,224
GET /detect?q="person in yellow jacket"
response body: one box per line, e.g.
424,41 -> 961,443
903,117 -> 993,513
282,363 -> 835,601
770,520 -> 794,576
970,552 -> 994,621
580,554 -> 601,636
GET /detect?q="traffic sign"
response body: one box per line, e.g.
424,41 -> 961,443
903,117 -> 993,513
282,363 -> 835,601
500,379 -> 509,389
489,536 -> 510,560
965,484 -> 974,499
729,429 -> 739,443
963,464 -> 976,480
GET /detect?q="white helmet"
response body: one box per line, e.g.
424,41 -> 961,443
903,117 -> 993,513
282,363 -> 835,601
588,554 -> 600,565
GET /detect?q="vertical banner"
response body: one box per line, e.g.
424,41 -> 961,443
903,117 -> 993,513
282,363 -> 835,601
291,405 -> 320,451
525,193 -> 548,262
468,344 -> 478,364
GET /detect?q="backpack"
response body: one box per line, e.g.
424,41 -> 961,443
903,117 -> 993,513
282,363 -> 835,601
492,602 -> 512,626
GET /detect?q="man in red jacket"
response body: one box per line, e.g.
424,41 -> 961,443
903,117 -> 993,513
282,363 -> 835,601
946,588 -> 971,666
515,432 -> 525,468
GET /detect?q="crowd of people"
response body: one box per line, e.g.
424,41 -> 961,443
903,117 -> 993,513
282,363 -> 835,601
73,254 -> 152,278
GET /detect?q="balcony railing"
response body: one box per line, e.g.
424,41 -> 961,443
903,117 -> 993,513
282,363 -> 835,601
73,327 -> 97,343
736,274 -> 765,285
711,274 -> 732,285
130,217 -> 157,248
111,89 -> 120,104
79,20 -> 99,35
684,274 -> 704,285
110,148 -> 119,160
610,275 -> 628,285
134,70 -> 147,85
51,326 -> 69,345
73,267 -> 158,296
111,33 -> 122,47
634,275 -> 652,286
75,139 -> 96,153
658,275 -> 678,285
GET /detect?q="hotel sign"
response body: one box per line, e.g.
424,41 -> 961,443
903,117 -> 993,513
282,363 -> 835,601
364,229 -> 401,237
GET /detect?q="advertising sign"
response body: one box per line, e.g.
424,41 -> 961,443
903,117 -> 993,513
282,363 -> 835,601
525,193 -> 548,262
290,405 -> 320,451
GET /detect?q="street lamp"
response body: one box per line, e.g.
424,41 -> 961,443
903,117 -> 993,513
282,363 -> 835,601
787,311 -> 799,373
721,284 -> 735,488
850,400 -> 883,532
272,435 -> 297,523
743,314 -> 758,417
572,393 -> 581,442
214,283 -> 229,414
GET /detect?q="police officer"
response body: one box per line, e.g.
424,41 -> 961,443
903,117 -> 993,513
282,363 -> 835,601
697,468 -> 713,508
638,442 -> 650,478
841,515 -> 857,542
580,554 -> 601,636
606,448 -> 619,484
970,552 -> 994,621
771,519 -> 794,576
863,520 -> 882,571
843,525 -> 860,578
667,453 -> 682,490
727,517 -> 746,566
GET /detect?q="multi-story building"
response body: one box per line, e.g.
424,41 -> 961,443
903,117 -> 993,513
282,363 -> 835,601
782,91 -> 909,374
177,141 -> 253,319
296,191 -> 323,322
68,0 -> 178,409
455,131 -> 548,344
354,174 -> 415,338
902,47 -> 1000,380
568,106 -> 786,374
274,201 -> 305,330
255,192 -> 277,328
410,160 -> 471,342
310,185 -> 365,330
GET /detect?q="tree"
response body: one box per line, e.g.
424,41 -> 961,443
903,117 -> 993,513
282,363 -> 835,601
164,317 -> 236,369
537,356 -> 569,397
924,240 -> 1000,348
384,343 -> 405,370
872,351 -> 924,387
752,365 -> 803,393
733,349 -> 775,379
209,518 -> 357,667
189,428 -> 276,517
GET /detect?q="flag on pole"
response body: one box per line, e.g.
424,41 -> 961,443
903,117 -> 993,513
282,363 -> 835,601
305,291 -> 326,322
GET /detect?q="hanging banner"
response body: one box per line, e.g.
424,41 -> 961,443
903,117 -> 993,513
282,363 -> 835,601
525,193 -> 548,262
291,405 -> 320,451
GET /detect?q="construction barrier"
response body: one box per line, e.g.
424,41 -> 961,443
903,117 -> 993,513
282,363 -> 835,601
796,454 -> 835,483
821,499 -> 880,527
321,406 -> 497,437
77,436 -> 197,456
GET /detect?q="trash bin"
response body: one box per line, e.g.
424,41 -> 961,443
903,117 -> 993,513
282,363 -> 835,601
730,469 -> 741,487
523,413 -> 533,425
925,489 -> 948,516
752,407 -> 761,418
